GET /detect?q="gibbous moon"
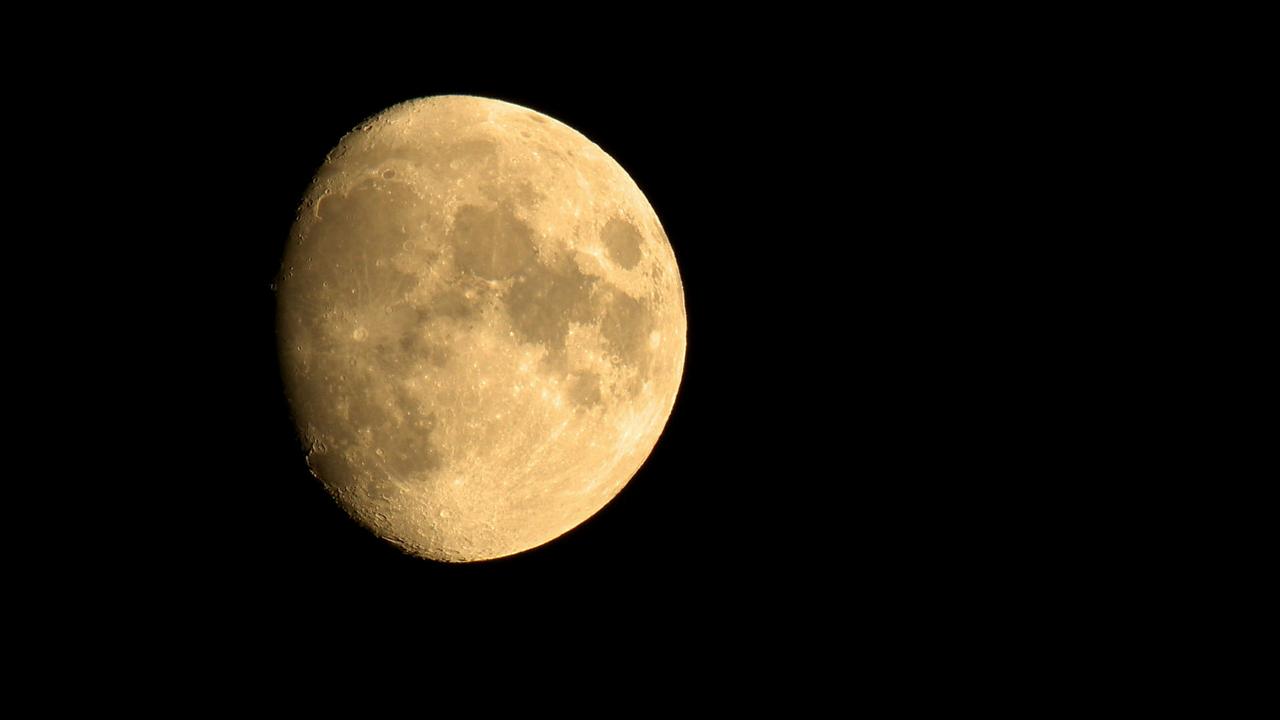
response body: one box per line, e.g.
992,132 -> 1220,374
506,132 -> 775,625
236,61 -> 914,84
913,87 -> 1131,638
276,96 -> 686,562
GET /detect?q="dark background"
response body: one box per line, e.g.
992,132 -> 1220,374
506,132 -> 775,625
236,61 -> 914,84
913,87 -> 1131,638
109,64 -> 864,616
24,20 -> 1187,686
75,48 -> 1021,633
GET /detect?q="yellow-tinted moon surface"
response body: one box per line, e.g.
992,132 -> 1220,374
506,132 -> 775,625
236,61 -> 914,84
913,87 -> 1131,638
277,96 -> 686,562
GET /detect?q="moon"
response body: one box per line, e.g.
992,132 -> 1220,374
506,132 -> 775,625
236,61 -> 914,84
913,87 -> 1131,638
276,96 -> 686,562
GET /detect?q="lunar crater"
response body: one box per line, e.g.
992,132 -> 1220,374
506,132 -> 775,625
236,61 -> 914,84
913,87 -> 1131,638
504,257 -> 598,349
448,203 -> 538,281
602,217 -> 644,270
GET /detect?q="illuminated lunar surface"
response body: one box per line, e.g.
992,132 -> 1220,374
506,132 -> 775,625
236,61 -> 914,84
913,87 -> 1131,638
277,95 -> 686,562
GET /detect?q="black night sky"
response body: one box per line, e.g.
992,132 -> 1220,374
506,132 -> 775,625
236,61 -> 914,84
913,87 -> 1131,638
134,68 -> 852,601
74,44 -> 1019,637
22,18 -> 1144,691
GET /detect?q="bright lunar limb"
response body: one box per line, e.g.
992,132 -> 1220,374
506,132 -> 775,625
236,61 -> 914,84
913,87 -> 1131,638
276,96 -> 686,562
